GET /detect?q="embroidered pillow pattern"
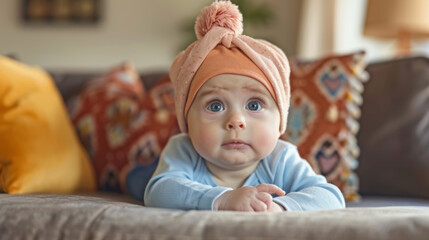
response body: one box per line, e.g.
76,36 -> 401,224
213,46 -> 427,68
68,63 -> 179,193
282,52 -> 368,201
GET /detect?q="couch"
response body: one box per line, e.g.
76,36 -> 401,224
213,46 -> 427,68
1,56 -> 429,240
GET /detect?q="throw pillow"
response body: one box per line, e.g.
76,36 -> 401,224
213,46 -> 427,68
0,56 -> 96,193
68,63 -> 179,196
281,51 -> 368,202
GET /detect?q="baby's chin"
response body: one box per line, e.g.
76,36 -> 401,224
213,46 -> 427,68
208,156 -> 264,171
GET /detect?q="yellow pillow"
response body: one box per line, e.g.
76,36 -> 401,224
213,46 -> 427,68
0,56 -> 96,193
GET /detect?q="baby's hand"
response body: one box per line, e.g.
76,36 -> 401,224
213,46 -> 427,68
267,201 -> 286,212
214,184 -> 285,212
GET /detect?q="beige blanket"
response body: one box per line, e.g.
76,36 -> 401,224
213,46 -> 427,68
1,194 -> 428,240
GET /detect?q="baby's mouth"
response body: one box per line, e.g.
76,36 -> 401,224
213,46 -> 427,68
221,140 -> 249,149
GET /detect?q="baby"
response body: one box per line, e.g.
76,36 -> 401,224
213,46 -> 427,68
144,1 -> 345,212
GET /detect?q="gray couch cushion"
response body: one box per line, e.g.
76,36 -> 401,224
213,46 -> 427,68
347,196 -> 429,208
1,194 -> 429,240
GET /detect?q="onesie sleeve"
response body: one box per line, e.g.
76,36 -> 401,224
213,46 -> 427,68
143,134 -> 231,210
271,143 -> 346,212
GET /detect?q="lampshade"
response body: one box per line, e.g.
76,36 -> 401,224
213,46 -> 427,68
364,0 -> 429,39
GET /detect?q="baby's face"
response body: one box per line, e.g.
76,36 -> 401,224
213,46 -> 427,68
187,74 -> 280,171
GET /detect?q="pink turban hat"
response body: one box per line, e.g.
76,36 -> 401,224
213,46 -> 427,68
169,1 -> 291,134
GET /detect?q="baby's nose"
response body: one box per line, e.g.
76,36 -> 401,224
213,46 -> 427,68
226,114 -> 246,130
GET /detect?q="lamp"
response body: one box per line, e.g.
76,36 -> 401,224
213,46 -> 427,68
364,0 -> 429,55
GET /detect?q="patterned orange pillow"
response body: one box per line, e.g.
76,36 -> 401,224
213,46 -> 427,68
281,52 -> 367,201
68,63 -> 179,193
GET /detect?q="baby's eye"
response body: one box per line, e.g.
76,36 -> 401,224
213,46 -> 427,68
207,101 -> 224,112
246,100 -> 262,111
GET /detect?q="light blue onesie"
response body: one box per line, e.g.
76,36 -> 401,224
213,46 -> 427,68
144,133 -> 345,211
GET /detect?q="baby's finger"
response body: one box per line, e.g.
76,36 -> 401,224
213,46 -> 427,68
256,192 -> 273,206
250,199 -> 268,212
239,204 -> 255,212
256,184 -> 286,196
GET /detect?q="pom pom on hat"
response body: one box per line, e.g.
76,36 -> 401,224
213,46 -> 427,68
195,1 -> 243,40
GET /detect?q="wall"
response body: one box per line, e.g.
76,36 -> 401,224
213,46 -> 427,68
297,0 -> 336,60
334,0 -> 396,62
0,0 -> 301,72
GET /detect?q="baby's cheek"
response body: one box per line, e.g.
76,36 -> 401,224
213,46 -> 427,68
256,133 -> 274,147
254,126 -> 279,154
193,128 -> 217,155
199,134 -> 215,149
